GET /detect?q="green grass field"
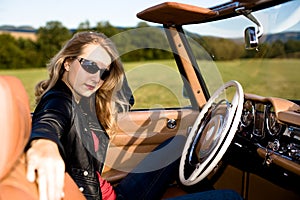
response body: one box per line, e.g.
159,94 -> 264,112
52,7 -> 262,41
0,68 -> 48,110
217,59 -> 300,99
1,59 -> 299,111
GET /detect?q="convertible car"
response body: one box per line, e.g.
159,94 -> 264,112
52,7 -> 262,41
0,0 -> 299,200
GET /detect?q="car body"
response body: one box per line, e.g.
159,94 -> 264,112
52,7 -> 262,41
101,0 -> 300,199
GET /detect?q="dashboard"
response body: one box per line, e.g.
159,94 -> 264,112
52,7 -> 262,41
235,93 -> 300,175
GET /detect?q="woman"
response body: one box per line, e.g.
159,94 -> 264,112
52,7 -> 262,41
26,31 -> 127,200
26,31 -> 243,200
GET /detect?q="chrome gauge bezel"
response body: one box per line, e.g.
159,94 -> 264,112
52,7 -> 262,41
265,105 -> 285,136
240,100 -> 254,128
252,103 -> 266,138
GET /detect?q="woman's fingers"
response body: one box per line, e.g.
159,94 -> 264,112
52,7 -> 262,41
55,161 -> 66,199
46,159 -> 65,200
26,159 -> 37,182
25,139 -> 65,200
37,169 -> 48,200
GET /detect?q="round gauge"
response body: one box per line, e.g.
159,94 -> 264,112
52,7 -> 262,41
241,100 -> 254,128
266,105 -> 284,136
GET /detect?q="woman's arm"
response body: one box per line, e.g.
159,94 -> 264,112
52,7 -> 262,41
26,92 -> 73,200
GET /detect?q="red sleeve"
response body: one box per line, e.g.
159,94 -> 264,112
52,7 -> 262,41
97,172 -> 117,200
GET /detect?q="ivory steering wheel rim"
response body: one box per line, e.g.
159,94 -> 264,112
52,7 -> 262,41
179,80 -> 244,186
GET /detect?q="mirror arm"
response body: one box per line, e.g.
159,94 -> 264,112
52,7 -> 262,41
235,7 -> 263,38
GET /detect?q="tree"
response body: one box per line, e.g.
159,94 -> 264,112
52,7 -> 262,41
36,21 -> 72,66
0,34 -> 22,69
95,21 -> 120,37
285,40 -> 300,56
17,38 -> 42,68
266,40 -> 286,58
137,22 -> 150,28
199,37 -> 243,60
77,20 -> 92,31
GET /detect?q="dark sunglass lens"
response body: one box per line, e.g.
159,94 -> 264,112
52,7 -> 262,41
100,69 -> 110,80
81,59 -> 99,74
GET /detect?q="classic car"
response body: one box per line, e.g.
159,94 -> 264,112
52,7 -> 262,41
101,0 -> 300,199
0,0 -> 299,200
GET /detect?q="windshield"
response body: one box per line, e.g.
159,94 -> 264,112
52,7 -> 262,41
184,0 -> 300,100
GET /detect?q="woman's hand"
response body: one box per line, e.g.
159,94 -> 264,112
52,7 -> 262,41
26,139 -> 65,200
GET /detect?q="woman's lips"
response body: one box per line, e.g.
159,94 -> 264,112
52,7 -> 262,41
85,84 -> 95,90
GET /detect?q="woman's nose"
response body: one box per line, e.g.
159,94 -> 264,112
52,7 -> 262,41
91,71 -> 101,82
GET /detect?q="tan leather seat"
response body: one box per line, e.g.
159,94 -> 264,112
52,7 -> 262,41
0,76 -> 86,200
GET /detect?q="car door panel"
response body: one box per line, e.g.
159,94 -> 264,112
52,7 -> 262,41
102,108 -> 198,182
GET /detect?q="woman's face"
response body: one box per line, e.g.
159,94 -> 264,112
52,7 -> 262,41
63,44 -> 111,101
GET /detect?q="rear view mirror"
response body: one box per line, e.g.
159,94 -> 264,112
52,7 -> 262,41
245,26 -> 258,50
236,7 -> 263,51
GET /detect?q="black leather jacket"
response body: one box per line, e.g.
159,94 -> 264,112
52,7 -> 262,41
30,80 -> 109,200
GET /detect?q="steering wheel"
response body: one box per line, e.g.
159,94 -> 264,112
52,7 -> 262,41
179,80 -> 244,186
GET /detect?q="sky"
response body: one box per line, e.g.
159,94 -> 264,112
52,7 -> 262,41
0,0 -> 299,38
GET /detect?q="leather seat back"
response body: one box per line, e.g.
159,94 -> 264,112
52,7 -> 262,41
0,76 -> 31,180
0,76 -> 86,200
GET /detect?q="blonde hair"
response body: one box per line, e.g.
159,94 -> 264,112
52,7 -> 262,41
35,31 -> 128,136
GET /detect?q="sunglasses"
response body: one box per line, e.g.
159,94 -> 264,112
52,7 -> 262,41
77,57 -> 110,80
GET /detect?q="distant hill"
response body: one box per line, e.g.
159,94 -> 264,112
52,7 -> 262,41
0,25 -> 36,32
261,32 -> 300,43
0,25 -> 37,40
1,24 -> 299,44
216,31 -> 300,44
